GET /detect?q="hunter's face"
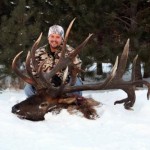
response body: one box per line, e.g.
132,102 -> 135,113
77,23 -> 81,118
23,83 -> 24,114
48,34 -> 62,50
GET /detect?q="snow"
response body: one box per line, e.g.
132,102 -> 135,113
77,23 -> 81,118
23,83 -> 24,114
0,87 -> 150,150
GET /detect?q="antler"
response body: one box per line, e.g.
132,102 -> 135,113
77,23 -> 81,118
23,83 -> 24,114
12,18 -> 93,96
12,33 -> 48,90
12,51 -> 36,86
12,19 -> 150,109
37,19 -> 94,93
62,39 -> 150,109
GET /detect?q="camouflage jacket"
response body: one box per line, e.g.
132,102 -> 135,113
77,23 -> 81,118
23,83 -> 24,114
31,44 -> 82,86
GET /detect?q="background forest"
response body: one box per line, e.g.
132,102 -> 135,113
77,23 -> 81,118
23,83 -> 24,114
0,0 -> 149,88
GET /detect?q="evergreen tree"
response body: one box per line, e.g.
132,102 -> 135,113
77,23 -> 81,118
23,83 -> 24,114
0,0 -> 149,80
0,0 -> 42,76
62,0 -> 150,78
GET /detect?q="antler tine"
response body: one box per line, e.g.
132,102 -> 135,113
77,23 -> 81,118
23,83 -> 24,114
61,18 -> 76,59
131,55 -> 138,81
103,56 -> 119,86
62,66 -> 69,84
70,33 -> 93,59
25,51 -> 38,84
55,66 -> 69,97
114,39 -> 130,80
12,51 -> 36,85
31,33 -> 43,70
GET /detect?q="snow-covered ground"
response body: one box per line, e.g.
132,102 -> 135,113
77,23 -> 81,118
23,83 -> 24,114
0,87 -> 150,150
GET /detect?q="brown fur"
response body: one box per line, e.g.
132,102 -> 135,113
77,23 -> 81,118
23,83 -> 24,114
12,91 -> 100,121
67,98 -> 100,119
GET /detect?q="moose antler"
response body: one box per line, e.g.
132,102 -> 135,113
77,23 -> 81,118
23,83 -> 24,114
11,19 -> 150,121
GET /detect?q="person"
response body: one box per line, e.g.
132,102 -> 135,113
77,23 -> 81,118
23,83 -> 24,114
24,25 -> 83,97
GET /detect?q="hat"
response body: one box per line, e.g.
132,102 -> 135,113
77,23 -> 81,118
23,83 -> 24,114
48,25 -> 64,39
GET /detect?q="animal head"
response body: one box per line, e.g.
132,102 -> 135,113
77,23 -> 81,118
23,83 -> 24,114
12,92 -> 58,121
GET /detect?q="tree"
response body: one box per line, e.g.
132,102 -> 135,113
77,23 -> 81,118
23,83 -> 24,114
0,0 -> 42,76
0,0 -> 149,81
63,0 -> 150,78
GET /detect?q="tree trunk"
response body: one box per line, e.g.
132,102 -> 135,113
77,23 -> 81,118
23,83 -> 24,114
130,1 -> 143,87
134,58 -> 143,87
143,62 -> 150,78
97,62 -> 103,75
